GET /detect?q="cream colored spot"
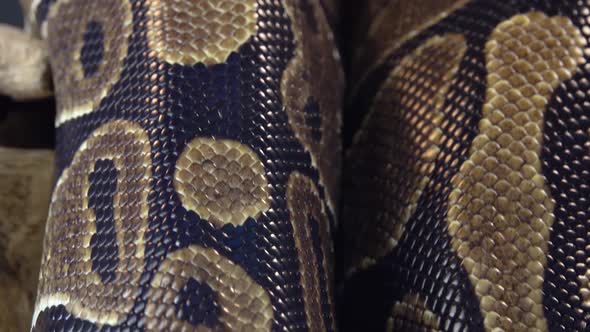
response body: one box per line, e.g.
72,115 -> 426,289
145,245 -> 273,331
147,0 -> 257,65
447,12 -> 585,332
386,294 -> 440,332
33,120 -> 151,326
175,138 -> 269,227
343,33 -> 466,275
287,172 -> 335,331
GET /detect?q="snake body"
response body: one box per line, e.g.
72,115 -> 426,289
29,0 -> 342,330
17,0 -> 590,331
338,1 -> 590,332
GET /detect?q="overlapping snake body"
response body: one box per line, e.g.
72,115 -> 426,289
25,0 -> 590,331
30,0 -> 343,330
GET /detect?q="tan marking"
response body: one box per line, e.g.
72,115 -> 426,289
146,0 -> 257,65
386,294 -> 441,332
33,120 -> 151,326
287,172 -> 335,331
145,245 -> 273,331
175,138 -> 269,227
447,12 -> 585,331
47,0 -> 132,126
343,34 -> 466,275
0,24 -> 51,100
350,0 -> 469,87
281,0 -> 344,213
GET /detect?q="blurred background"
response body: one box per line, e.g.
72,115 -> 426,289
0,0 -> 54,148
0,1 -> 23,26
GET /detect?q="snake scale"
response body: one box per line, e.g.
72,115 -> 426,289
0,0 -> 588,331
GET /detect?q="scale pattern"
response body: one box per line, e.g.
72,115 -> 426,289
338,1 -> 590,332
27,0 -> 590,331
31,0 -> 342,331
145,0 -> 258,65
447,12 -> 584,331
342,33 -> 466,276
174,138 -> 270,228
46,0 -> 132,126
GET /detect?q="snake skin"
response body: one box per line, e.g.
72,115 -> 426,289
338,1 -> 590,332
29,0 -> 342,330
22,0 -> 590,331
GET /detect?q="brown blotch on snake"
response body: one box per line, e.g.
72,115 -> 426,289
287,171 -> 335,331
447,12 -> 585,332
144,245 -> 273,331
33,120 -> 151,326
281,0 -> 344,213
46,0 -> 132,125
341,33 -> 466,275
174,138 -> 270,228
146,0 -> 257,66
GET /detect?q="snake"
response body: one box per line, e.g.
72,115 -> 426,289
338,1 -> 590,332
25,0 -> 342,330
0,0 -> 588,331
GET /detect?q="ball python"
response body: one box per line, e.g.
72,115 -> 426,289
25,0 -> 342,330
338,1 -> 590,332
4,0 -> 590,331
